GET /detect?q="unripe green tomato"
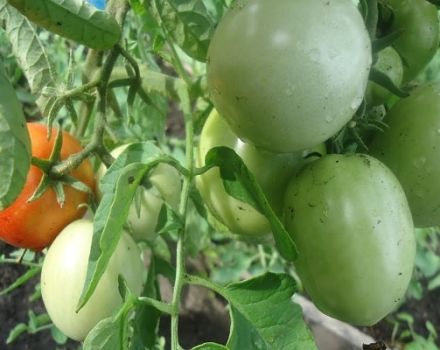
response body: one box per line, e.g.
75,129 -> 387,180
370,82 -> 440,228
196,110 -> 325,237
207,0 -> 372,152
366,47 -> 403,106
97,145 -> 181,241
382,0 -> 439,81
284,154 -> 415,326
41,219 -> 144,341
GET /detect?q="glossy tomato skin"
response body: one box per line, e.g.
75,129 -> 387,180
41,219 -> 144,341
284,154 -> 415,325
196,109 -> 325,237
370,82 -> 440,227
97,144 -> 181,241
207,0 -> 371,153
0,123 -> 95,251
366,47 -> 403,106
382,0 -> 439,81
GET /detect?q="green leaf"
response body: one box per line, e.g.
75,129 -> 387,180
6,311 -> 51,343
0,0 -> 58,116
224,273 -> 316,350
361,0 -> 378,40
50,326 -> 68,345
154,255 -> 176,282
189,183 -> 208,219
150,0 -> 218,61
0,62 -> 31,210
6,323 -> 27,344
0,266 -> 41,296
7,0 -> 121,49
192,343 -> 229,350
372,29 -> 404,53
83,314 -> 125,350
427,273 -> 440,291
369,67 -> 409,98
205,147 -> 297,262
79,143 -> 162,309
79,162 -> 150,309
131,258 -> 161,350
155,203 -> 184,234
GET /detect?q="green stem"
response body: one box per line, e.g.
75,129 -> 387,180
193,164 -> 215,176
0,258 -> 41,268
75,0 -> 129,139
258,245 -> 268,270
185,275 -> 225,297
168,42 -> 192,86
170,107 -> 194,350
136,297 -> 174,315
63,80 -> 99,100
51,48 -> 120,176
160,155 -> 191,178
76,49 -> 102,138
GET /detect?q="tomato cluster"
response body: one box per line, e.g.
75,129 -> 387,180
2,0 -> 440,341
202,0 -> 440,326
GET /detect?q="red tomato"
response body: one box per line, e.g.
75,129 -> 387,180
0,123 -> 95,250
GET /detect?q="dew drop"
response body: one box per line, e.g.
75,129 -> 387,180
350,97 -> 363,110
285,83 -> 296,96
414,190 -> 424,199
325,115 -> 334,123
413,157 -> 427,169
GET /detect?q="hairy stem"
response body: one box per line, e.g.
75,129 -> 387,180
171,101 -> 194,350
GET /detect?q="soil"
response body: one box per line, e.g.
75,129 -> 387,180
362,287 -> 440,348
0,242 -> 77,349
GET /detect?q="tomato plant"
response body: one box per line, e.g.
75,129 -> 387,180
283,154 -> 415,325
207,0 -> 372,152
369,82 -> 440,228
197,109 -> 325,237
0,123 -> 95,251
380,0 -> 439,81
40,219 -> 144,341
0,0 -> 436,348
97,144 -> 181,241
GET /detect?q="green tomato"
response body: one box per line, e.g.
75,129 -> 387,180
97,145 -> 181,241
196,109 -> 325,237
381,0 -> 439,82
207,0 -> 372,153
41,219 -> 144,341
369,82 -> 440,228
283,154 -> 415,325
366,47 -> 404,106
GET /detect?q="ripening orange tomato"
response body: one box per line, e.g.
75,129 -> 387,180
0,123 -> 95,250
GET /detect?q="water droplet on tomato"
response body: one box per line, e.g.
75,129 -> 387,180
325,115 -> 334,123
350,96 -> 362,110
285,83 -> 296,96
413,157 -> 427,169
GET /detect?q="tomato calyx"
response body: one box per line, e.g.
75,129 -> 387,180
28,126 -> 92,207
